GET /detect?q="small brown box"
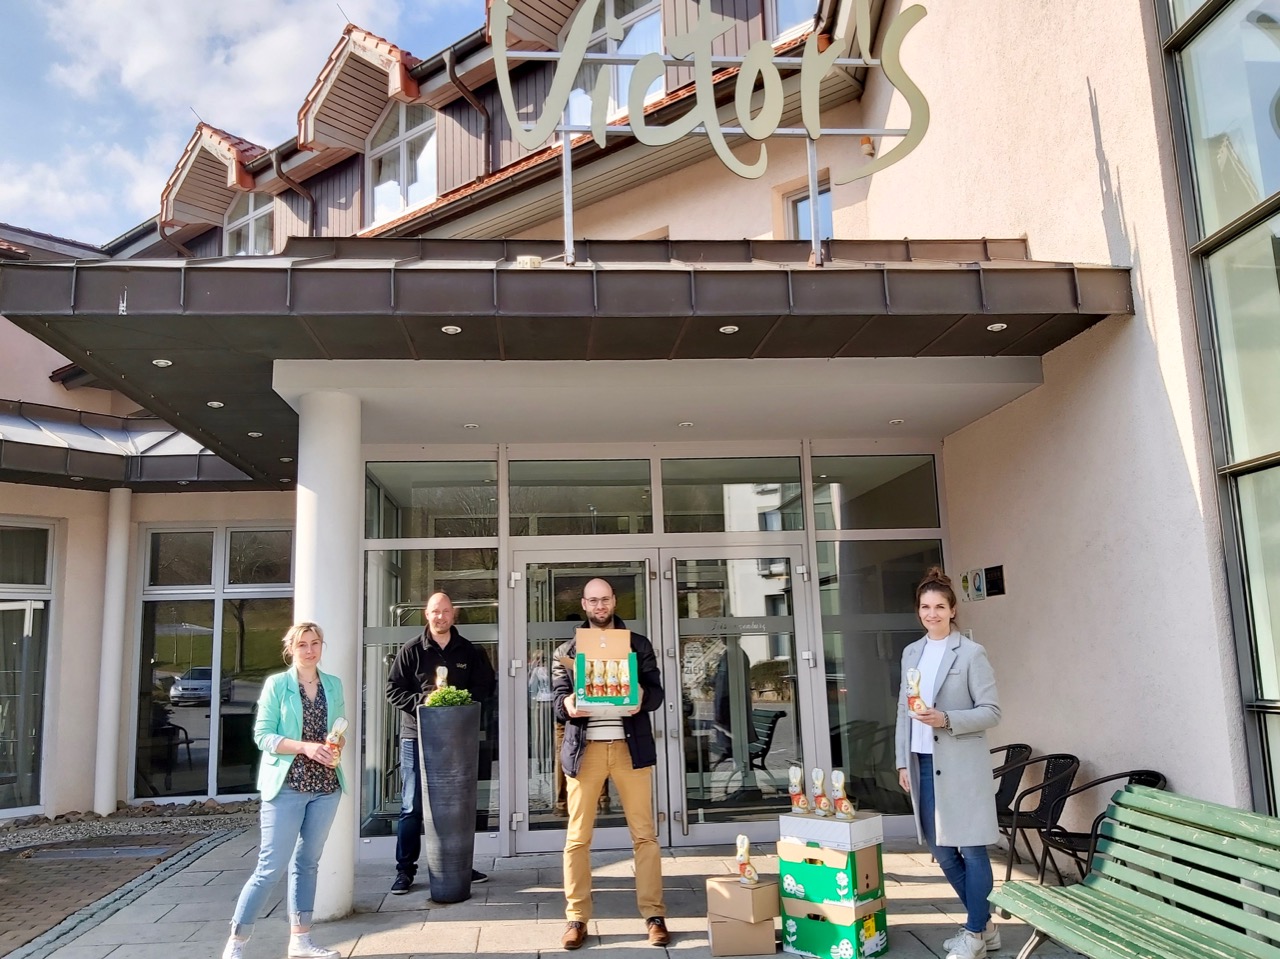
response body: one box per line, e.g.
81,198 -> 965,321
707,876 -> 781,923
708,915 -> 778,957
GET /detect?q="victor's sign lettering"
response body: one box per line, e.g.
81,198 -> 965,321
490,0 -> 929,183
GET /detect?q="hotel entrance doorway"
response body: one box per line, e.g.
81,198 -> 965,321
511,546 -> 825,852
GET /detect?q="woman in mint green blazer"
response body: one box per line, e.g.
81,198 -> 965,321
223,622 -> 347,959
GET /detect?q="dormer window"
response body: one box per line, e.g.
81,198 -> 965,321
566,0 -> 663,127
771,0 -> 814,39
367,103 -> 437,225
225,193 -> 274,256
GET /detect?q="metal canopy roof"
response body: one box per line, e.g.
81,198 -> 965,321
0,400 -> 253,492
0,237 -> 1133,488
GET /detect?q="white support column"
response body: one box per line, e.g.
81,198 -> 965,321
294,390 -> 362,921
94,486 -> 132,817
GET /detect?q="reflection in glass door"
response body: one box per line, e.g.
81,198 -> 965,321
516,555 -> 655,853
0,601 -> 47,810
664,550 -> 813,844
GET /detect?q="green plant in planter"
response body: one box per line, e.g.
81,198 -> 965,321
424,686 -> 473,707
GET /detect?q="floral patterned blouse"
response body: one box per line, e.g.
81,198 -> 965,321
285,682 -> 340,794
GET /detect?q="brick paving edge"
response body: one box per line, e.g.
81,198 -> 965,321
7,827 -> 248,959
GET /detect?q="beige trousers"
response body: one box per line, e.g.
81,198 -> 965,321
563,740 -> 665,922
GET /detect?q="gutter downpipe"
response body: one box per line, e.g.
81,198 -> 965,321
158,221 -> 194,258
445,47 -> 493,178
273,150 -> 315,237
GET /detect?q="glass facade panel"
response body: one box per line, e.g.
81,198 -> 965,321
1208,215 -> 1280,461
675,557 -> 799,824
1240,467 -> 1280,699
813,456 -> 939,530
148,531 -> 214,587
662,457 -> 803,533
227,530 -> 292,585
217,598 -> 292,793
818,539 -> 943,815
362,549 -> 499,837
510,460 -> 652,536
0,601 -> 47,809
136,600 -> 216,797
366,461 -> 498,538
0,526 -> 48,586
1181,1 -> 1280,236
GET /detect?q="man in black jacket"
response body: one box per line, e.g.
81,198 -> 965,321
385,592 -> 496,895
551,578 -> 668,950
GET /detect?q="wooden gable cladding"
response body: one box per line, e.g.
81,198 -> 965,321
662,0 -> 764,90
160,124 -> 266,228
298,25 -> 423,156
490,0 -> 580,49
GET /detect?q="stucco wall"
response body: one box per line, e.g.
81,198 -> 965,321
854,0 -> 1245,805
0,325 -> 116,414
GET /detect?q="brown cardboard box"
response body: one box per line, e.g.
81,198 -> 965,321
709,915 -> 778,957
707,876 -> 781,923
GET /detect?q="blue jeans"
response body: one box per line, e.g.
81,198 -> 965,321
916,753 -> 993,934
395,738 -> 423,876
230,785 -> 341,936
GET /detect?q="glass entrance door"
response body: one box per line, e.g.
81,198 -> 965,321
0,601 -> 47,811
513,551 -> 658,853
512,546 -> 824,851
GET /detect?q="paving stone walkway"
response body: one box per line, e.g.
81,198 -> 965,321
2,830 -> 1084,959
0,833 -> 210,956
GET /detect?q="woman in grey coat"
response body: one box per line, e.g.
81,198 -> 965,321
895,568 -> 1001,959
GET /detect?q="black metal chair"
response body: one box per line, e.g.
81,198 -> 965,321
995,753 -> 1080,882
1036,768 -> 1167,884
991,743 -> 1033,818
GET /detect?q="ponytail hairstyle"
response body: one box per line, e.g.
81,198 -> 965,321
915,566 -> 958,626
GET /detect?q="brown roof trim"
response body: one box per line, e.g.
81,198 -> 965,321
160,123 -> 268,228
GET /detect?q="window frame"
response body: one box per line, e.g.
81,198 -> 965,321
0,519 -> 56,817
365,101 -> 439,228
130,521 -> 294,803
785,180 -> 834,241
562,0 -> 665,125
768,0 -> 817,42
223,192 -> 274,256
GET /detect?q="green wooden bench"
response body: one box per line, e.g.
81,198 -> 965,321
989,784 -> 1280,959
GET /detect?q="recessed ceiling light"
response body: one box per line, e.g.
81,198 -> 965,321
818,474 -> 827,479
177,480 -> 190,486
719,325 -> 740,334
441,325 -> 463,335
206,401 -> 224,409
247,431 -> 263,438
889,418 -> 905,426
279,456 -> 293,463
678,421 -> 694,428
986,322 -> 1008,332
151,359 -> 173,368
70,475 -> 84,482
280,478 -> 292,484
463,423 -> 480,429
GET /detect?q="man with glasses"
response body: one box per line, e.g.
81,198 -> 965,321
552,578 -> 668,950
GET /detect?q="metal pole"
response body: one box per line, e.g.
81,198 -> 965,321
561,129 -> 576,267
806,138 -> 823,267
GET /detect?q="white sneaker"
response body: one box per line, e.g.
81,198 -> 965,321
945,930 -> 988,959
288,933 -> 340,959
944,922 -> 1001,952
222,937 -> 248,959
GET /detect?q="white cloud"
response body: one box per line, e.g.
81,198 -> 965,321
44,0 -> 405,146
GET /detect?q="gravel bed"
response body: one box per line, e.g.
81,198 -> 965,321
0,801 -> 260,852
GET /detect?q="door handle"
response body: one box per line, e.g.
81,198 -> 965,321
509,658 -> 524,677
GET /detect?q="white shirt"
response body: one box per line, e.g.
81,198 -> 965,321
911,636 -> 949,755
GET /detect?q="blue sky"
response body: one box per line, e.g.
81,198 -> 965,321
0,0 -> 487,246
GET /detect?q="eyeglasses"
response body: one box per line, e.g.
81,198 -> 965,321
583,597 -> 614,606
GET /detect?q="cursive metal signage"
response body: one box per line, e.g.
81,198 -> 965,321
490,0 -> 929,184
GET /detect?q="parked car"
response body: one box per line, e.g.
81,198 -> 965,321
169,667 -> 232,704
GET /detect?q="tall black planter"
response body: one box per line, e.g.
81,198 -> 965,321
415,702 -> 481,903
